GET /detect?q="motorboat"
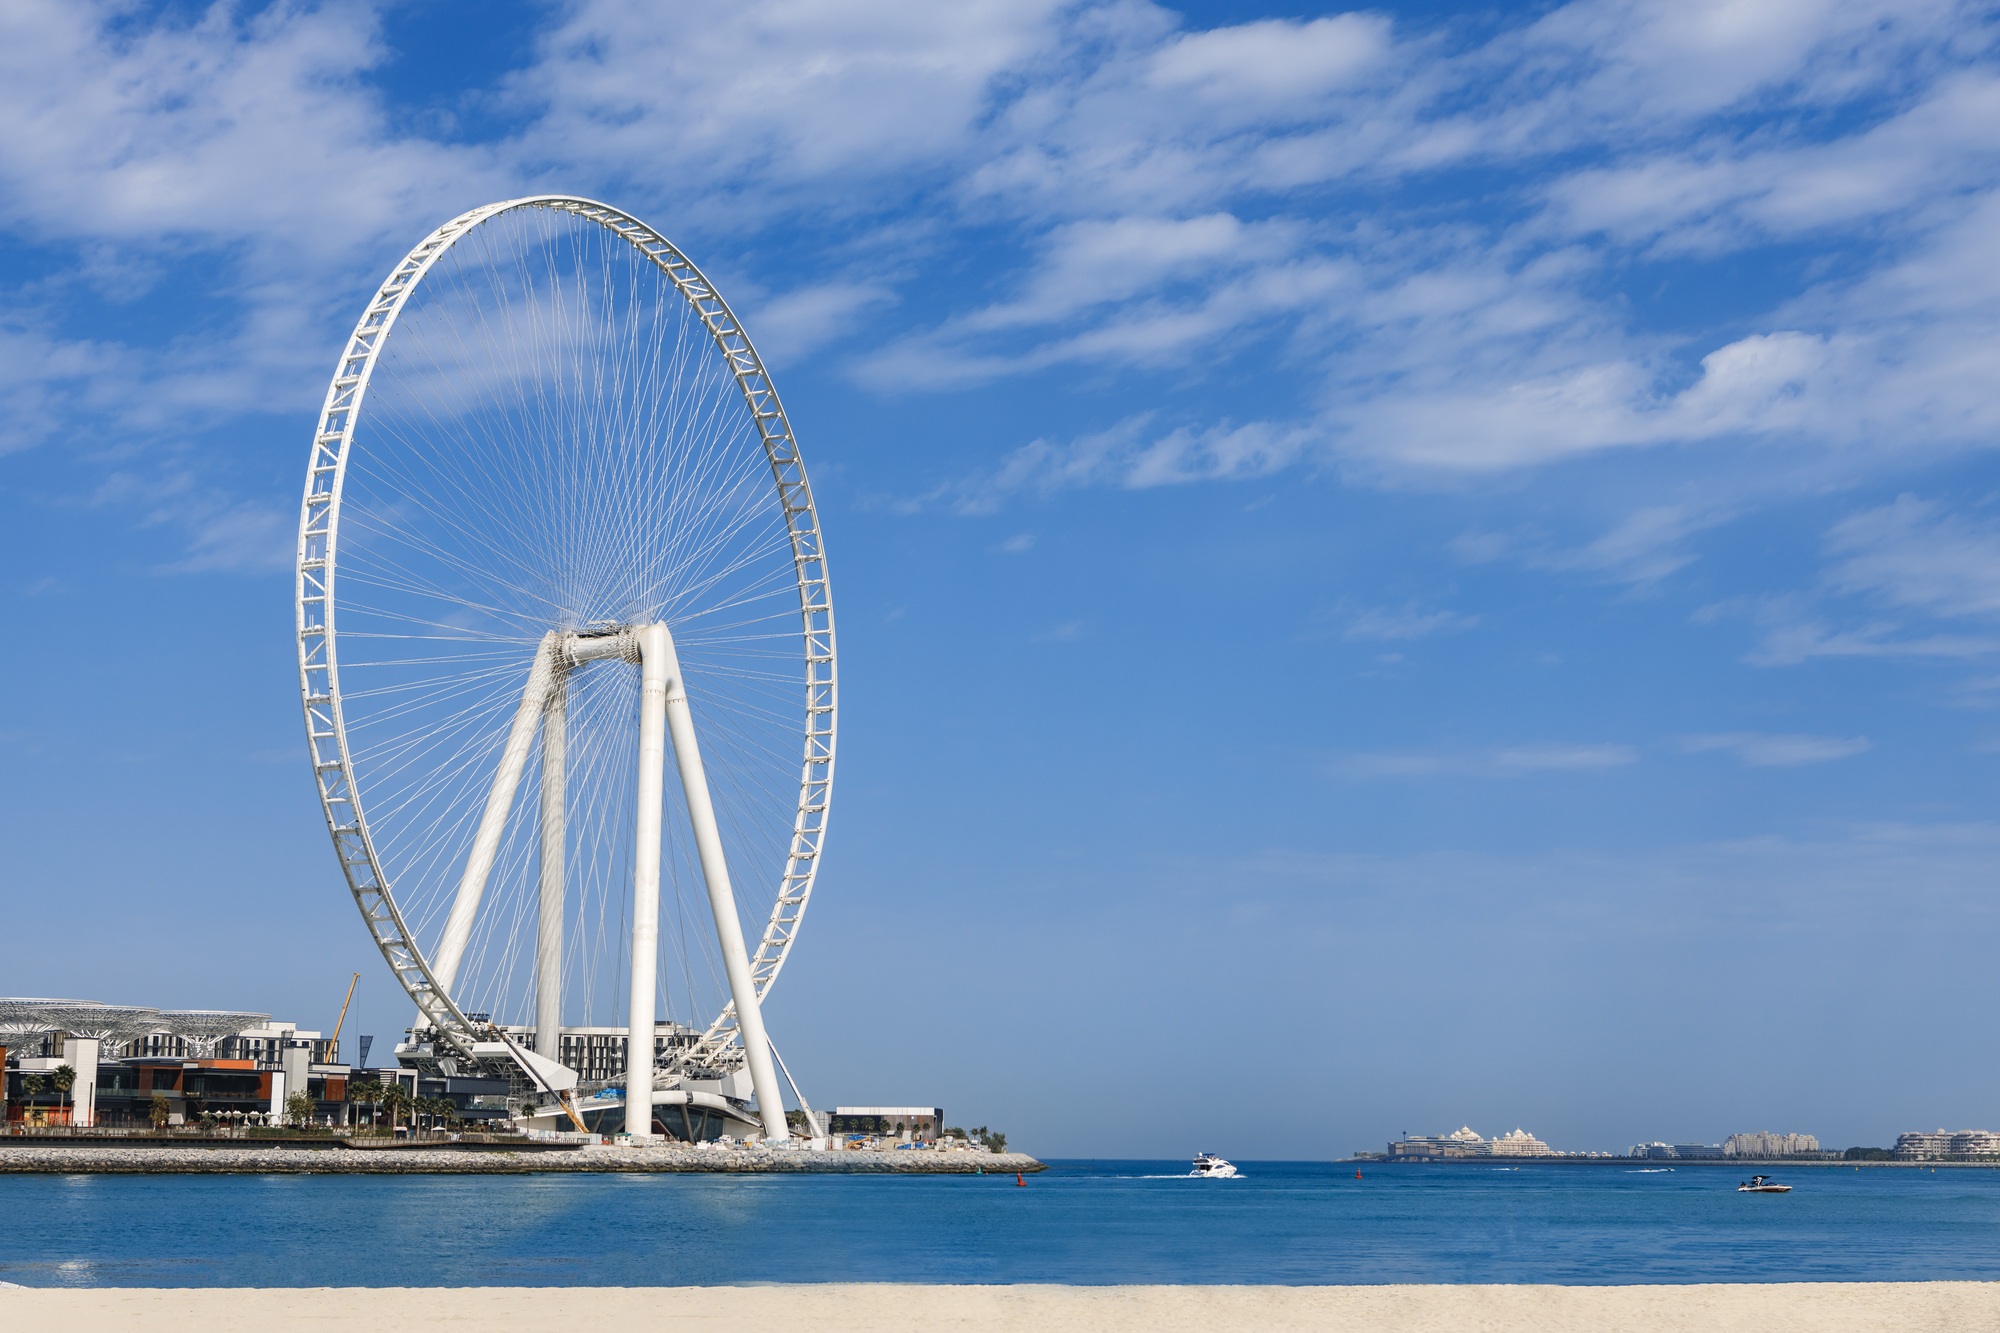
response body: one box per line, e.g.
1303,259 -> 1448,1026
1191,1153 -> 1239,1178
1737,1175 -> 1791,1193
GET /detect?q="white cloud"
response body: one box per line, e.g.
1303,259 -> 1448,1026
509,0 -> 1069,204
1722,497 -> 2000,666
1454,504 -> 1728,587
744,281 -> 897,364
152,498 -> 292,576
3,0 -> 1999,568
917,415 -> 1312,513
1333,742 -> 1638,778
1827,496 -> 2000,620
0,1 -> 495,254
1340,603 -> 1480,641
1712,595 -> 2000,667
1145,15 -> 1395,116
1680,732 -> 1872,765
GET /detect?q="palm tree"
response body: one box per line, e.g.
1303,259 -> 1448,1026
379,1081 -> 411,1131
347,1078 -> 381,1130
416,1096 -> 454,1135
51,1065 -> 76,1127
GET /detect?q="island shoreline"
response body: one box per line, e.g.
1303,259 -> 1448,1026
0,1142 -> 1046,1174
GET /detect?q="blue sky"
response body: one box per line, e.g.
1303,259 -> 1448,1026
4,0 -> 2000,1157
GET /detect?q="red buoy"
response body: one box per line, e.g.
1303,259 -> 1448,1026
1016,1172 -> 1026,1187
1355,1169 -> 1363,1179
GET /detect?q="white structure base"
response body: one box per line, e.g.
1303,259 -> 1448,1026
61,1036 -> 99,1128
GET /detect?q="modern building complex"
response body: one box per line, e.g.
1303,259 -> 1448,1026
1629,1142 -> 1726,1159
2,1000 -> 348,1128
1895,1130 -> 2000,1159
1387,1126 -> 1573,1159
828,1106 -> 944,1142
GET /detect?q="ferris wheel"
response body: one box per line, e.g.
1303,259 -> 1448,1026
295,197 -> 835,1140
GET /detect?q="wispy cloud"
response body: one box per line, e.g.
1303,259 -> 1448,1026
1827,495 -> 2000,620
1458,504 -> 1729,587
910,415 -> 1312,513
152,499 -> 292,576
1338,603 -> 1480,642
1034,619 -> 1085,643
1712,498 -> 2000,666
1332,742 -> 1638,779
1680,732 -> 1872,767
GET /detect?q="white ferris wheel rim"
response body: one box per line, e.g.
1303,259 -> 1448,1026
294,194 -> 836,1078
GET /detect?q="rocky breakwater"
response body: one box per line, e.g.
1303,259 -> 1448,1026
0,1139 -> 1045,1175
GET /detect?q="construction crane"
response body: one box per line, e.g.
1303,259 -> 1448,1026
329,972 -> 359,1063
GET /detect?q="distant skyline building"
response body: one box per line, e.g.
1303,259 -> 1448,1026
1389,1126 -> 1559,1159
1629,1142 -> 1726,1159
1489,1128 -> 1552,1157
1895,1130 -> 2000,1160
1724,1131 -> 1820,1158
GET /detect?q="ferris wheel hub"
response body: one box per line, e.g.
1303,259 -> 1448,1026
560,626 -> 642,667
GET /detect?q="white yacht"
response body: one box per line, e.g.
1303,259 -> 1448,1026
1191,1152 -> 1239,1178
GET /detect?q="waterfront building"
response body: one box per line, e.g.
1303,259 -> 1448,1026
1389,1127 -> 1492,1159
1628,1142 -> 1725,1159
1489,1128 -> 1552,1157
1894,1130 -> 2000,1160
1723,1131 -> 1819,1158
1953,1131 -> 2000,1156
3,1001 -> 350,1129
829,1106 -> 943,1142
1896,1131 -> 1953,1160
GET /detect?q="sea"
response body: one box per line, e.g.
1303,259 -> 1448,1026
5,1161 -> 2000,1287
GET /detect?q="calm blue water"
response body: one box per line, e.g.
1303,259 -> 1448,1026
5,1161 -> 2000,1287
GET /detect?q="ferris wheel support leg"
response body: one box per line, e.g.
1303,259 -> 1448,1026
626,625 -> 672,1140
535,670 -> 567,1063
648,623 -> 791,1142
429,633 -> 559,1009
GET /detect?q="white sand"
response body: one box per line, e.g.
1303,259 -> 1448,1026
5,1283 -> 1997,1331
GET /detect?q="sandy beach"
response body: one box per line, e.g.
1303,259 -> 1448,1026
4,1283 -> 1997,1331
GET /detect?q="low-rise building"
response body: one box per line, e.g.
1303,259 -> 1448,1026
1389,1127 -> 1493,1159
829,1106 -> 942,1142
